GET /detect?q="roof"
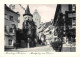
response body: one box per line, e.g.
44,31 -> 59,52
39,21 -> 52,33
23,5 -> 33,17
5,4 -> 20,15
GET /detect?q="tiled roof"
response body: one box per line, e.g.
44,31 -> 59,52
39,21 -> 52,32
5,4 -> 20,15
23,5 -> 33,17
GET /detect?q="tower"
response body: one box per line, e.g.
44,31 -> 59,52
23,5 -> 33,21
22,5 -> 36,48
33,9 -> 41,35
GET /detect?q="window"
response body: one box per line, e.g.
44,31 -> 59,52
9,25 -> 15,33
72,4 -> 76,11
72,18 -> 76,26
12,24 -> 16,29
8,39 -> 12,45
5,26 -> 9,32
68,4 -> 76,11
9,28 -> 13,33
9,16 -> 13,21
72,20 -> 75,24
63,16 -> 65,19
5,14 -> 8,20
49,31 -> 52,34
68,4 -> 72,11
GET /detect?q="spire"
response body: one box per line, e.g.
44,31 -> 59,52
23,5 -> 33,17
25,5 -> 30,14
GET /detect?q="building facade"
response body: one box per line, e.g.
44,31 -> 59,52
8,4 -> 26,29
53,4 -> 76,43
5,4 -> 20,49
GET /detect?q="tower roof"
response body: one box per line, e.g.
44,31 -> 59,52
34,9 -> 37,13
33,9 -> 38,14
33,9 -> 41,19
23,5 -> 33,17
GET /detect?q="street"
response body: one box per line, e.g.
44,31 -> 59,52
5,43 -> 76,52
5,45 -> 55,52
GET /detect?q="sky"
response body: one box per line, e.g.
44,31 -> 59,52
7,4 -> 57,29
